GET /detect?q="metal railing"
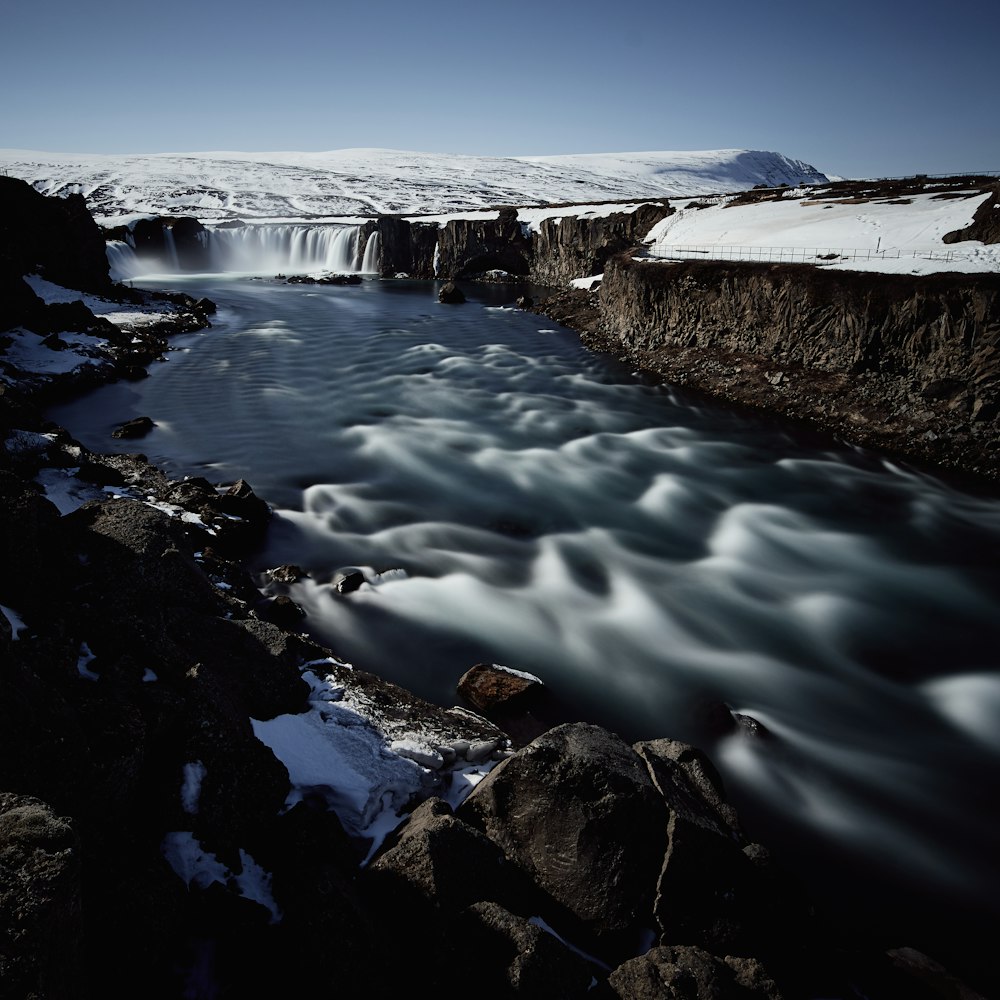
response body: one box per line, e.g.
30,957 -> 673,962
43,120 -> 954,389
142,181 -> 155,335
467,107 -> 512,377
645,244 -> 901,264
644,244 -> 987,266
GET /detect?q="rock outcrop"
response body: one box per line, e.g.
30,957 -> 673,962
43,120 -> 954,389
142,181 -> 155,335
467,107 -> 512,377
551,254 -> 1000,480
531,202 -> 671,285
0,176 -> 110,293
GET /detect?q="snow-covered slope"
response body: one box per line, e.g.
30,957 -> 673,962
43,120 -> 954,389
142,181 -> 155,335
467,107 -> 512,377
0,148 -> 828,223
641,188 -> 1000,275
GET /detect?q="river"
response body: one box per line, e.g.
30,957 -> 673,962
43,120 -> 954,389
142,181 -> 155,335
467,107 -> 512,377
49,273 -> 1000,984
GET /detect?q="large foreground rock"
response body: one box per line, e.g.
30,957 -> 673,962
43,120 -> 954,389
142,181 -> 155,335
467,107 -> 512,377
0,794 -> 82,999
460,722 -> 667,945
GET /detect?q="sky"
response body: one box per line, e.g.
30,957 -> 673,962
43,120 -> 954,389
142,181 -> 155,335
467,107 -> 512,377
1,0 -> 996,180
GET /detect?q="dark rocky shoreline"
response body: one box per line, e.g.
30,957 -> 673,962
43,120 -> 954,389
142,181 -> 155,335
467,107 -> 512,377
2,176 -> 996,998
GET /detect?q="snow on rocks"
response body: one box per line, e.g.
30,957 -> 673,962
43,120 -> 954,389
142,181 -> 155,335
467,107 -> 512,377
251,663 -> 509,860
161,832 -> 281,923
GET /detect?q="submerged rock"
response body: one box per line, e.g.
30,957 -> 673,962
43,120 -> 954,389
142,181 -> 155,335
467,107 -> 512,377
111,415 -> 155,439
438,281 -> 466,304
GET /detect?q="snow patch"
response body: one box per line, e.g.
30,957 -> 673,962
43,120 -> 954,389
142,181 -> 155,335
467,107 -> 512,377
1,604 -> 27,640
181,761 -> 207,815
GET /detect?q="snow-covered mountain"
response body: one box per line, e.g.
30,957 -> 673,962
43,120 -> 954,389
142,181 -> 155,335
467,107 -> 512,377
0,148 -> 828,223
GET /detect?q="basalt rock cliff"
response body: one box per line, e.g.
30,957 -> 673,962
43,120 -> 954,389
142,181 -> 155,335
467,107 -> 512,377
576,255 -> 1000,479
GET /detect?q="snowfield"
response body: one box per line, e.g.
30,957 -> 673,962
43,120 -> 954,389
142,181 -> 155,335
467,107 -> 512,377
0,147 -> 827,223
640,188 -> 1000,276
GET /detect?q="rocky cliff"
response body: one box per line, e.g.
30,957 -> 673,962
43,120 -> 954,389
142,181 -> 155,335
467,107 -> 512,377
0,177 -> 110,293
572,255 -> 1000,479
360,203 -> 672,283
531,203 -> 671,285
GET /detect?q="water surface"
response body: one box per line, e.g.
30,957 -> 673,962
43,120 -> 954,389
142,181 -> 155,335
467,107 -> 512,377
50,275 -> 1000,981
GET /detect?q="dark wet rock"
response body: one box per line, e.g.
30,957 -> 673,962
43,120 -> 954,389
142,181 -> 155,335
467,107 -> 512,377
460,723 -> 666,948
606,944 -> 784,1000
458,662 -> 542,713
267,563 -> 308,584
634,738 -> 741,839
732,713 -> 772,739
0,470 -> 71,613
368,798 -> 516,911
886,947 -> 989,1000
112,415 -> 155,439
462,900 -> 595,998
162,475 -> 217,511
438,280 -> 466,304
318,273 -> 363,285
193,296 -> 217,314
335,570 -> 366,594
515,295 -> 534,309
217,477 -> 270,521
210,478 -> 271,551
0,793 -> 83,1000
257,594 -> 306,629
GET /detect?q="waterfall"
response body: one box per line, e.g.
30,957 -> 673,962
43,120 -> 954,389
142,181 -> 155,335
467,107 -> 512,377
207,224 -> 363,274
162,227 -> 181,271
109,223 -> 368,276
361,231 -> 381,273
106,240 -> 141,281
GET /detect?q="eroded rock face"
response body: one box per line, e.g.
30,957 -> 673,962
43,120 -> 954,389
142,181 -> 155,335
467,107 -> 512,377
436,207 -> 532,279
944,184 -> 1000,245
530,203 -> 671,286
593,255 -> 1000,479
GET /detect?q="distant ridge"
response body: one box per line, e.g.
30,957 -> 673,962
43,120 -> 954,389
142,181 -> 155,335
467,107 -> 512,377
0,148 -> 828,223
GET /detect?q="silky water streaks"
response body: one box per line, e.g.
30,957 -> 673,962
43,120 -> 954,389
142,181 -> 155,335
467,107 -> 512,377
46,275 -> 1000,970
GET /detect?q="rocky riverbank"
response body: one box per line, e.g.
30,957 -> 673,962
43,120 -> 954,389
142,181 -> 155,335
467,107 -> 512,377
532,254 -> 1000,482
2,177 -> 994,999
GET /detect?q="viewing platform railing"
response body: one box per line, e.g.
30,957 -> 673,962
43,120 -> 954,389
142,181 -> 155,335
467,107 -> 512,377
644,244 -> 982,265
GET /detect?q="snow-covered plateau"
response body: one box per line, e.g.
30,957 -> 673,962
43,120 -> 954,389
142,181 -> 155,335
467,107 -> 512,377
0,146 -> 828,222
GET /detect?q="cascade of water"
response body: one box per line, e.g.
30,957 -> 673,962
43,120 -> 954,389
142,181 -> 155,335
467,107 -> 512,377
204,224 -> 364,274
162,227 -> 181,271
361,231 -> 381,273
105,240 -> 141,281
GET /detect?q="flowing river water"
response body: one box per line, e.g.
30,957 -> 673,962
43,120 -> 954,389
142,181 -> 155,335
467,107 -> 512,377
49,273 -> 1000,983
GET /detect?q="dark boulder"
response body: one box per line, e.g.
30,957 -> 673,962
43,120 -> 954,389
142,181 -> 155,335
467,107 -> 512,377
606,944 -> 784,1000
267,563 -> 308,584
112,415 -> 155,439
460,723 -> 667,946
458,662 -> 542,714
463,900 -> 596,998
516,295 -> 534,309
438,281 -> 466,304
335,570 -> 366,594
368,798 -> 517,912
257,594 -> 306,629
0,470 -> 72,613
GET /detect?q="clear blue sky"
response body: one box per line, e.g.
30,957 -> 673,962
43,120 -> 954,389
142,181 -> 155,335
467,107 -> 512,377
1,0 -> 996,179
